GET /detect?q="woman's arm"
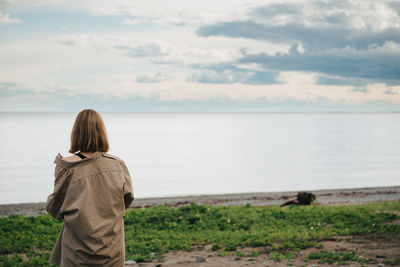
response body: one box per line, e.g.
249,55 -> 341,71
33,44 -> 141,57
120,160 -> 134,209
46,164 -> 72,220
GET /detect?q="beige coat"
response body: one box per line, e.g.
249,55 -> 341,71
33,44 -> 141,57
46,152 -> 134,267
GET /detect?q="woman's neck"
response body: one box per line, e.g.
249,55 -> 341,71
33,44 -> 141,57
80,152 -> 95,158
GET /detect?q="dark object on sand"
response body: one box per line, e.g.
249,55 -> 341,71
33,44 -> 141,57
280,192 -> 316,207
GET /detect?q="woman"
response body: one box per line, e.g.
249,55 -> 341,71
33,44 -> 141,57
46,109 -> 134,266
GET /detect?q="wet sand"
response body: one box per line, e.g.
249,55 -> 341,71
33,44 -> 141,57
1,186 -> 399,217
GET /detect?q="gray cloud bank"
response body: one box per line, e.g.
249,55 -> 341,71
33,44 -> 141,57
196,1 -> 400,86
1,86 -> 398,112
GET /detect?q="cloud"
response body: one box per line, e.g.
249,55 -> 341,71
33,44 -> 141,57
189,70 -> 246,84
194,0 -> 400,86
4,0 -> 399,97
315,76 -> 365,86
387,1 -> 400,16
91,6 -> 190,26
315,75 -> 362,85
53,33 -> 241,67
188,64 -> 280,85
89,4 -> 232,27
0,0 -> 27,9
186,41 -> 400,86
191,70 -> 279,84
349,86 -> 369,94
0,11 -> 21,24
383,88 -> 398,95
245,71 -> 280,85
0,82 -> 26,97
121,18 -> 144,25
192,1 -> 400,87
198,21 -> 400,51
238,42 -> 400,84
1,83 -> 399,112
136,72 -> 169,83
115,43 -> 168,58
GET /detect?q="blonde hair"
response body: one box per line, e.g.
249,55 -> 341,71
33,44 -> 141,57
69,109 -> 109,153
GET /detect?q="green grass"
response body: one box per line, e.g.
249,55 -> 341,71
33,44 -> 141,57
306,250 -> 360,264
0,201 -> 399,266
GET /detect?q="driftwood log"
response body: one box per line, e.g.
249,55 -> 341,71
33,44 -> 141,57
280,192 -> 316,207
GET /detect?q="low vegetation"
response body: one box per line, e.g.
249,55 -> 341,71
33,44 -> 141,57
0,201 -> 399,266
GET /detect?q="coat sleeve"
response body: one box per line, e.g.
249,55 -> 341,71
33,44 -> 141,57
46,164 -> 71,220
119,160 -> 134,209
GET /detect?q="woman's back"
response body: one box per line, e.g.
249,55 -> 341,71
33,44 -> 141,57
47,152 -> 134,266
46,109 -> 134,267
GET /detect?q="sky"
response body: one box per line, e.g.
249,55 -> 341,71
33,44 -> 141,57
0,0 -> 400,112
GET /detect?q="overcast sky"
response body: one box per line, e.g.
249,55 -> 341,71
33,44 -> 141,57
1,0 -> 399,111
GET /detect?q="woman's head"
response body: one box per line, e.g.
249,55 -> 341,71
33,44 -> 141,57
69,109 -> 109,153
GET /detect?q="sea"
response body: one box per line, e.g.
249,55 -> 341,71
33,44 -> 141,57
0,112 -> 399,204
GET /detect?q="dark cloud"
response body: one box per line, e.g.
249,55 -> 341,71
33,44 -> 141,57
190,42 -> 400,86
197,21 -> 400,50
194,1 -> 400,86
238,44 -> 400,84
245,71 -> 280,85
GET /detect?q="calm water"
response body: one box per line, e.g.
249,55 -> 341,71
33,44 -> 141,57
0,112 -> 399,204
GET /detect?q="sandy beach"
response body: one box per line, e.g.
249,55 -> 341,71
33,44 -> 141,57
1,186 -> 399,217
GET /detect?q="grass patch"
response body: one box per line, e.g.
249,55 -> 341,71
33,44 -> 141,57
306,250 -> 360,264
0,201 -> 399,266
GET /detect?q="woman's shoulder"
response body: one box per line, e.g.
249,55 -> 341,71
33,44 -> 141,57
101,153 -> 129,169
101,153 -> 124,162
53,152 -> 102,168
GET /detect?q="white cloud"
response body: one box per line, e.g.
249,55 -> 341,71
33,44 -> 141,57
136,72 -> 171,83
250,1 -> 400,31
86,0 -> 259,27
1,0 -> 399,111
121,18 -> 144,25
0,0 -> 63,10
0,11 -> 21,24
53,33 -> 242,67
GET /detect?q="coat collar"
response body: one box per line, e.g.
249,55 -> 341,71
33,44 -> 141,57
54,151 -> 102,168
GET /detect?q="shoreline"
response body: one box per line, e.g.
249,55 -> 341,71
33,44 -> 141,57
1,185 -> 399,217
